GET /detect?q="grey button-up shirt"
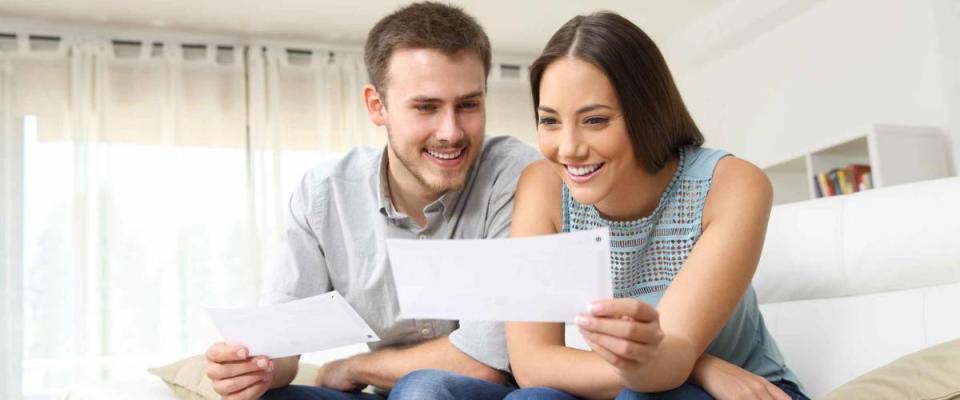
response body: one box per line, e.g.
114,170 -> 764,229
261,135 -> 539,371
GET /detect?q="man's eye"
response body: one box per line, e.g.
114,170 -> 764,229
458,101 -> 480,110
415,104 -> 437,112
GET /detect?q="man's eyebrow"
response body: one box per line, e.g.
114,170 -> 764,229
457,91 -> 484,101
408,96 -> 442,103
407,91 -> 484,103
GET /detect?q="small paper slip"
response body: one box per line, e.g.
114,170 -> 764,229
207,291 -> 379,358
386,228 -> 612,323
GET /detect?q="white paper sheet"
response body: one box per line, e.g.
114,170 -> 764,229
386,228 -> 612,323
207,291 -> 379,358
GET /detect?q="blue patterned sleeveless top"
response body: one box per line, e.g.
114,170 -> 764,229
562,145 -> 800,386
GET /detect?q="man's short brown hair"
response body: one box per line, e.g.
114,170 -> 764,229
364,2 -> 491,102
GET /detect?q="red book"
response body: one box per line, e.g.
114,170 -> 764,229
845,164 -> 871,192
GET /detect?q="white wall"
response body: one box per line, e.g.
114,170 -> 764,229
669,0 -> 959,172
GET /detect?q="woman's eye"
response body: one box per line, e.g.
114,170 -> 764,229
538,117 -> 559,126
584,116 -> 609,125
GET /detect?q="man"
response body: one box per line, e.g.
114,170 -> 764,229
204,2 -> 539,400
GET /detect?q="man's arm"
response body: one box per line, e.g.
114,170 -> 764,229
321,336 -> 504,390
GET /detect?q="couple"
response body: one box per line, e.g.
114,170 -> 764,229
204,2 -> 807,400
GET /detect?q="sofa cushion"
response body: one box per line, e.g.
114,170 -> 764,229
754,177 -> 960,304
148,355 -> 320,400
823,339 -> 960,400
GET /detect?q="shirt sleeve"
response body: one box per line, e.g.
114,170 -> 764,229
259,177 -> 332,306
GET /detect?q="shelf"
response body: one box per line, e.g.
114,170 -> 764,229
762,124 -> 952,205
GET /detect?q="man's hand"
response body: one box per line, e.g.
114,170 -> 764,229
205,342 -> 274,400
313,357 -> 366,392
575,298 -> 664,371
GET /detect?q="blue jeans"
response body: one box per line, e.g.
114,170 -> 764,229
389,369 -> 515,400
260,370 -> 513,400
260,385 -> 384,400
505,381 -> 809,400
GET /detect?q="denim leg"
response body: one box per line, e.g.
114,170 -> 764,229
615,383 -> 714,400
775,380 -> 810,400
260,384 -> 385,400
388,369 -> 514,400
503,387 -> 582,400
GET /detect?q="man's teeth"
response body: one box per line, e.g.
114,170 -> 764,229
567,163 -> 602,176
427,148 -> 463,160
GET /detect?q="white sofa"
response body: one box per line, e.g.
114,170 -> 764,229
67,177 -> 960,399
752,176 -> 960,398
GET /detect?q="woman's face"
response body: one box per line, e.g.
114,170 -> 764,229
536,57 -> 642,206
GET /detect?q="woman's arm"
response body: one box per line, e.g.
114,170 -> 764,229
581,157 -> 773,392
505,161 -> 623,399
576,157 -> 775,392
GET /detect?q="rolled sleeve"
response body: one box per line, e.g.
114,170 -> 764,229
259,179 -> 332,306
448,320 -> 510,371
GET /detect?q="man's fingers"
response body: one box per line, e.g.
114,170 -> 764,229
206,342 -> 250,363
222,374 -> 271,400
575,314 -> 662,345
588,299 -> 658,322
213,370 -> 271,396
207,356 -> 273,380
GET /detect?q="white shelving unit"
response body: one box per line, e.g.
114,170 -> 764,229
763,124 -> 953,205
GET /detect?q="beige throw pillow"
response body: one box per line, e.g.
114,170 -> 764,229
824,339 -> 960,400
149,355 -> 320,400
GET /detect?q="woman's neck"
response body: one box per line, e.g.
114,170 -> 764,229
595,156 -> 679,222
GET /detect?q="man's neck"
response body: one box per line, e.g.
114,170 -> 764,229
385,156 -> 443,228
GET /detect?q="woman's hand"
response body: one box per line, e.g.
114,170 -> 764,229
693,354 -> 790,400
575,298 -> 664,372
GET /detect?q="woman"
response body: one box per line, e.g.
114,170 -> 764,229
504,12 -> 807,400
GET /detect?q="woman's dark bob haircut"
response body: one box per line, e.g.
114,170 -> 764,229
530,12 -> 704,173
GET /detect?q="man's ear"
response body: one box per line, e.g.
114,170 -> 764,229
363,84 -> 387,126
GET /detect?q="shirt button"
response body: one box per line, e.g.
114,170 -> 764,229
417,234 -> 426,240
420,328 -> 431,336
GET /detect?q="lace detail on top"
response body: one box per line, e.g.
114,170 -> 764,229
562,146 -> 717,299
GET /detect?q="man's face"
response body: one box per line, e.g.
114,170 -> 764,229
369,48 -> 486,197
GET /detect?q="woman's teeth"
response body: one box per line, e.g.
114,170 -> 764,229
566,163 -> 603,176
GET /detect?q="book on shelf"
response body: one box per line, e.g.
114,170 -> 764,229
814,164 -> 872,198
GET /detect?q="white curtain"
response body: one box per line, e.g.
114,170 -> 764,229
1,39 -> 25,400
1,31 -> 535,399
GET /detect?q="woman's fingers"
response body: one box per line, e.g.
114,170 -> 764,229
575,313 -> 662,345
588,298 -> 658,322
764,380 -> 791,400
581,328 -> 655,364
581,330 -> 634,369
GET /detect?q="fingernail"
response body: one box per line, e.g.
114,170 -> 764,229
574,315 -> 591,327
266,361 -> 274,372
237,349 -> 247,359
588,303 -> 603,314
256,359 -> 268,369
